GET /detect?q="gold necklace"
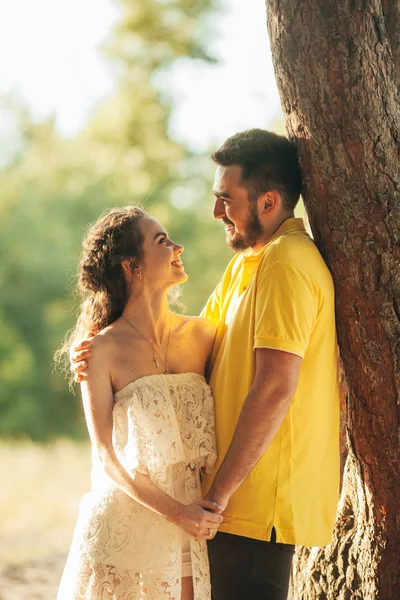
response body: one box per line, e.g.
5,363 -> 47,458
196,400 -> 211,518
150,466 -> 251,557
121,314 -> 171,374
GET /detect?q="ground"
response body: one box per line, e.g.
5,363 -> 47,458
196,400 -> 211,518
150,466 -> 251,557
0,555 -> 65,600
0,440 -> 91,600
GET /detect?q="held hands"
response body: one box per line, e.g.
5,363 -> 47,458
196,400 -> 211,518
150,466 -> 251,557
203,491 -> 229,514
70,337 -> 94,382
174,499 -> 224,540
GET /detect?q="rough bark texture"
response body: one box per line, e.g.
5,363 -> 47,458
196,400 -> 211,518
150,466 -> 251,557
266,1 -> 400,598
382,0 -> 400,83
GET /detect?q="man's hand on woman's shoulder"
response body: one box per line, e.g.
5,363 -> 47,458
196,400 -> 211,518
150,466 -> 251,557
70,336 -> 94,382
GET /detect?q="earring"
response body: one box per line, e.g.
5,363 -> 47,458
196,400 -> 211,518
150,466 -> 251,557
137,269 -> 143,280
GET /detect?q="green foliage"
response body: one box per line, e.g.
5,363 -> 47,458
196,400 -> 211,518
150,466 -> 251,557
0,0 -> 230,441
108,0 -> 217,68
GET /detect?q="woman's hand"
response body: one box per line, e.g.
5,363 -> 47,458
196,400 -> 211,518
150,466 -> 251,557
173,499 -> 224,540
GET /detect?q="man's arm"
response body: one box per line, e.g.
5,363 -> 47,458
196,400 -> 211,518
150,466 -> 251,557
200,280 -> 223,325
205,347 -> 302,509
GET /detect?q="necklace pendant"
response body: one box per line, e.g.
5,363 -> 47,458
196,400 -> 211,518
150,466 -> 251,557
153,355 -> 159,369
164,368 -> 169,375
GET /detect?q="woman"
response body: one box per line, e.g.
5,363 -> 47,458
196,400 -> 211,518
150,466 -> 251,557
57,206 -> 222,600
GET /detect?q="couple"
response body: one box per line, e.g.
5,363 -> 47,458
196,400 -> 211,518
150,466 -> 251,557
57,129 -> 340,600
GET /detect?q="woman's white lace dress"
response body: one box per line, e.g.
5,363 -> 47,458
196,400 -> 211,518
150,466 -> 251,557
57,373 -> 217,600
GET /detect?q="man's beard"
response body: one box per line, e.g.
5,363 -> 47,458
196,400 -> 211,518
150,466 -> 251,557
225,204 -> 264,251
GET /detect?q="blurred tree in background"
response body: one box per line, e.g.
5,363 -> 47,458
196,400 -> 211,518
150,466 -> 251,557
0,0 -> 231,440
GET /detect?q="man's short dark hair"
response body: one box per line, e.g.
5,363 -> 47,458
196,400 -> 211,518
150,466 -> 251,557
211,129 -> 302,210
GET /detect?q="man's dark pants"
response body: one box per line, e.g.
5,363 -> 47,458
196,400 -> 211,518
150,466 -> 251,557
207,529 -> 295,600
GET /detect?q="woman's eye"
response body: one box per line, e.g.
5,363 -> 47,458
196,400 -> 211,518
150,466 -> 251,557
160,237 -> 168,244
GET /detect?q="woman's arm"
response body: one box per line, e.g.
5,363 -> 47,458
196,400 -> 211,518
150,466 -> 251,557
81,337 -> 223,538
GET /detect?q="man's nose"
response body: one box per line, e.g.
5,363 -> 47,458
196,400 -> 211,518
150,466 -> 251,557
213,197 -> 226,220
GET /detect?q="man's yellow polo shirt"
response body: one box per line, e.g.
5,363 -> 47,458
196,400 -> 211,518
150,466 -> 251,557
201,218 -> 340,546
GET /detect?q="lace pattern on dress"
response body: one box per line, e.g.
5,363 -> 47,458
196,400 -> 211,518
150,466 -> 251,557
57,373 -> 217,600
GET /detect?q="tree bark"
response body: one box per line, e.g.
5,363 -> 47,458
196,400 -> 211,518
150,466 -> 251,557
265,1 -> 400,598
381,0 -> 400,83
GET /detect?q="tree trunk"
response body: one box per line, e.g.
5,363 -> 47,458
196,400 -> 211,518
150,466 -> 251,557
381,0 -> 400,84
265,1 -> 400,598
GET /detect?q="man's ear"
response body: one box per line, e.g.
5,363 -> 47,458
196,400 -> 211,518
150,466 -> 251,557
258,191 -> 280,215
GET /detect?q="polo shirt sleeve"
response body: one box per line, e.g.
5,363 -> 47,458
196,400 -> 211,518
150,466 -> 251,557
200,280 -> 222,325
254,260 -> 320,358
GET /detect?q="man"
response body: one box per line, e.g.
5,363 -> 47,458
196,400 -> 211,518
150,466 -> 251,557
200,129 -> 340,600
72,129 -> 340,600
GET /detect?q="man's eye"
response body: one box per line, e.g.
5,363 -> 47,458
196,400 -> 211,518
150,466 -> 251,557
160,237 -> 167,244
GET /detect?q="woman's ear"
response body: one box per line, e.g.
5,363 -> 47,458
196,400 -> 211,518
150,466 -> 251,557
121,258 -> 136,279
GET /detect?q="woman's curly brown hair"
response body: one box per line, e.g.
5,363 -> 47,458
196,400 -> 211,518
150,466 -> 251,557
56,205 -> 146,372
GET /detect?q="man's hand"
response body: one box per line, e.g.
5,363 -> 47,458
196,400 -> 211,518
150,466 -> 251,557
173,500 -> 224,539
198,495 -> 226,538
70,337 -> 94,382
202,492 -> 227,514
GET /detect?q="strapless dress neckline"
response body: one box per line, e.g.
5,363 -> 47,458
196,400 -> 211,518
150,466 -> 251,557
114,371 -> 206,398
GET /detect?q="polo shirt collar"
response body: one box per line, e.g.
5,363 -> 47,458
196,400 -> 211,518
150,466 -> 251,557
244,217 -> 306,261
266,217 -> 306,245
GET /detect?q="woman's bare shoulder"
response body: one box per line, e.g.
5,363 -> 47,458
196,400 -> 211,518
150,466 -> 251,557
90,322 -> 126,356
174,314 -> 216,337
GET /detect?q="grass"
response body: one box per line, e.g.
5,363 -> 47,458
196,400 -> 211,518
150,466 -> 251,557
0,439 -> 91,570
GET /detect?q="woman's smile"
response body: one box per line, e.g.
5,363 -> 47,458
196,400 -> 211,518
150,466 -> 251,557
171,258 -> 184,268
